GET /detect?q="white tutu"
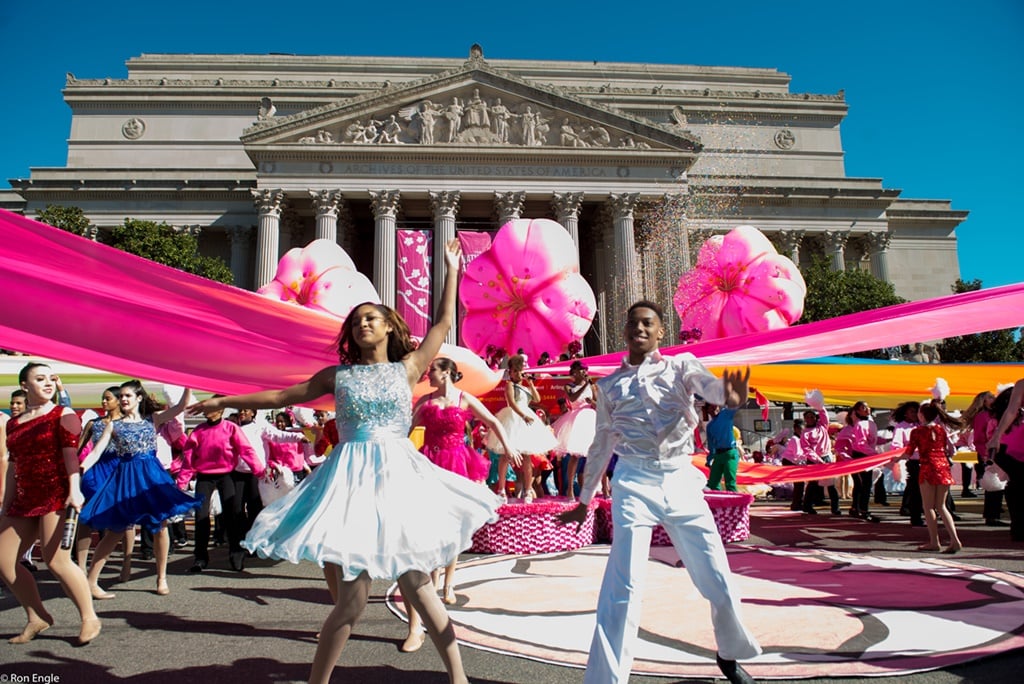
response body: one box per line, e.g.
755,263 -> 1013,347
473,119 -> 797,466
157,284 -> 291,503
552,406 -> 597,455
487,406 -> 558,455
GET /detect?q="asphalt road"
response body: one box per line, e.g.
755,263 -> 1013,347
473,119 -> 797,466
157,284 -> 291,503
1,496 -> 1021,683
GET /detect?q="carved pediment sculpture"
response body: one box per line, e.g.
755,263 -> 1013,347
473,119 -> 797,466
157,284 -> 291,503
294,87 -> 662,150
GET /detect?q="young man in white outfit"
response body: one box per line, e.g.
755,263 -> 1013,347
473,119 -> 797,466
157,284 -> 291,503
559,300 -> 761,684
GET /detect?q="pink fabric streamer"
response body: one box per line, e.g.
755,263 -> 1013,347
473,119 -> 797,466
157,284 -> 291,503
693,450 -> 898,485
396,230 -> 433,338
0,209 -> 341,394
547,281 -> 1024,376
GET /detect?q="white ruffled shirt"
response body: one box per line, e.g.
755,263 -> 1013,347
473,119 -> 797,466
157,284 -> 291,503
580,350 -> 725,505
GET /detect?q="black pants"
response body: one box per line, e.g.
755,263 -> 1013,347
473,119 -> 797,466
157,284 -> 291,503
229,471 -> 262,538
904,461 -> 924,524
850,452 -> 874,515
193,473 -> 241,563
995,450 -> 1024,541
873,473 -> 888,504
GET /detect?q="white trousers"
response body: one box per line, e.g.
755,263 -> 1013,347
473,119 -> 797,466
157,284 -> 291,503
584,458 -> 761,684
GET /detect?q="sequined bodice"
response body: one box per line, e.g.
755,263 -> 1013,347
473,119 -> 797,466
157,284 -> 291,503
420,401 -> 473,452
110,418 -> 157,459
334,362 -> 412,442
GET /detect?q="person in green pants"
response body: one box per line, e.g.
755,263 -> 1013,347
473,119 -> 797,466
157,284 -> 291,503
706,403 -> 741,491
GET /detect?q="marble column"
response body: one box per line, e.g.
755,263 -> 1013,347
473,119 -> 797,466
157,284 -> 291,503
309,189 -> 345,243
866,231 -> 892,282
552,191 -> 584,259
776,229 -> 805,264
494,190 -> 526,226
823,230 -> 850,271
226,225 -> 253,289
370,189 -> 401,307
430,190 -> 461,346
251,188 -> 286,288
609,193 -> 642,305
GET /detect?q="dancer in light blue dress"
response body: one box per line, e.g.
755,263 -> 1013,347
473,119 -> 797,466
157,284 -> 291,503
189,240 -> 499,684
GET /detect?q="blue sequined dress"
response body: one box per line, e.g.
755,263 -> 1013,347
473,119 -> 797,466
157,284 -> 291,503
79,418 -> 201,534
81,417 -> 118,502
243,362 -> 502,580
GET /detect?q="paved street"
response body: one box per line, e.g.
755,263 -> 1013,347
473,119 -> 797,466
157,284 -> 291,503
1,497 -> 1021,683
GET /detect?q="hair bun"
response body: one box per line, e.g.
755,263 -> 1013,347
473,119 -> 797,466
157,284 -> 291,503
452,370 -> 464,382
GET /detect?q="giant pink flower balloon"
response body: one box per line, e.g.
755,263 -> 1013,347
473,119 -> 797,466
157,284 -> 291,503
258,239 -> 379,320
460,218 -> 596,362
674,225 -> 806,341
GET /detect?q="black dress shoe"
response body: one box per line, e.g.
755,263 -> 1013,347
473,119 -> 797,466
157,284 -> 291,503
187,560 -> 207,574
910,520 -> 926,527
801,508 -> 818,515
717,654 -> 756,684
985,520 -> 1009,527
961,489 -> 978,498
229,551 -> 245,572
951,513 -> 963,522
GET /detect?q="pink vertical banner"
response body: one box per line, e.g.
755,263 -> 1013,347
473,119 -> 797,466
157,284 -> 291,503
397,230 -> 433,338
457,231 -> 494,346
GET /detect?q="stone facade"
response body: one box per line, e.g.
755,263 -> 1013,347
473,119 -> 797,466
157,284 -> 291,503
6,46 -> 967,351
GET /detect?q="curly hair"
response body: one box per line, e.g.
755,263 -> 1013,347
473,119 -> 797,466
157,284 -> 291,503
335,302 -> 416,364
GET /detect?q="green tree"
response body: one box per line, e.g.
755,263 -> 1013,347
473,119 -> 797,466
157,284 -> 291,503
105,219 -> 234,284
799,257 -> 907,359
800,256 -> 906,322
35,204 -> 92,236
938,279 -> 1022,362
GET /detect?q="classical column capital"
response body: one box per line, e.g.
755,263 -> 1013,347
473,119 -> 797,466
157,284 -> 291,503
865,230 -> 892,253
251,188 -> 286,217
551,191 -> 584,220
822,229 -> 850,251
429,190 -> 461,221
609,192 -> 641,220
775,229 -> 805,257
369,189 -> 402,219
494,190 -> 526,224
308,189 -> 345,218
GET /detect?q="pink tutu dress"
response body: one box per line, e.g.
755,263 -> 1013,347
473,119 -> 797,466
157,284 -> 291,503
419,393 -> 491,482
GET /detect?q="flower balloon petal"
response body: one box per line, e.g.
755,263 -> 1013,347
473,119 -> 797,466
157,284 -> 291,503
412,343 -> 505,399
674,225 -> 806,341
258,239 -> 380,321
459,218 -> 596,361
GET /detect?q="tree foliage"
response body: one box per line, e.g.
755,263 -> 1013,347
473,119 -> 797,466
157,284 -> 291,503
35,204 -> 92,236
797,257 -> 907,359
799,256 -> 906,322
938,279 -> 1023,362
36,205 -> 234,285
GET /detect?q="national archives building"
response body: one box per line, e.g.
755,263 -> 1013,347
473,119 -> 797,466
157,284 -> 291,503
1,46 -> 967,351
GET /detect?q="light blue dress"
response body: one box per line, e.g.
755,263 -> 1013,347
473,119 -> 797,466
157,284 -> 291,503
242,362 -> 501,580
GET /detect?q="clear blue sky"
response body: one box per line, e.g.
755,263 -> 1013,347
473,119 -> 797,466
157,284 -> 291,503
2,1 -> 1021,290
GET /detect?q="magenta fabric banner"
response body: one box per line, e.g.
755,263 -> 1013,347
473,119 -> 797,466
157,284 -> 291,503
0,209 -> 340,395
456,230 -> 494,340
545,281 -> 1024,375
396,229 -> 433,338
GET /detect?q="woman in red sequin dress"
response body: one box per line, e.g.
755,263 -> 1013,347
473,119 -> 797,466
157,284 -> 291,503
904,402 -> 963,554
0,362 -> 101,645
400,357 -> 520,652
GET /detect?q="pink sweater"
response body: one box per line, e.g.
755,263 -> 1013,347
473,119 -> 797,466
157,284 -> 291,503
799,409 -> 832,463
177,419 -> 264,488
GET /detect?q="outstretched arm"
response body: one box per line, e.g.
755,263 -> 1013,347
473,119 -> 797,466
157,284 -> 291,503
188,366 -> 336,415
405,239 -> 461,384
463,393 -> 522,467
153,388 -> 193,430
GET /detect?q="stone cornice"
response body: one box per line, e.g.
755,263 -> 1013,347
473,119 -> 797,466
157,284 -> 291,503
238,61 -> 702,150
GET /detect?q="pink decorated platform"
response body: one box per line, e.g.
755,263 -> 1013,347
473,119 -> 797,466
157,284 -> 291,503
469,491 -> 753,554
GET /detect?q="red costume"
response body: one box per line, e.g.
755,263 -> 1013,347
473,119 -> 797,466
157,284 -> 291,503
906,423 -> 955,486
4,405 -> 78,516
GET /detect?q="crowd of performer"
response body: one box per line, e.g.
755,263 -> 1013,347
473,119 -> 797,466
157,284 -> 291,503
2,270 -> 1022,683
